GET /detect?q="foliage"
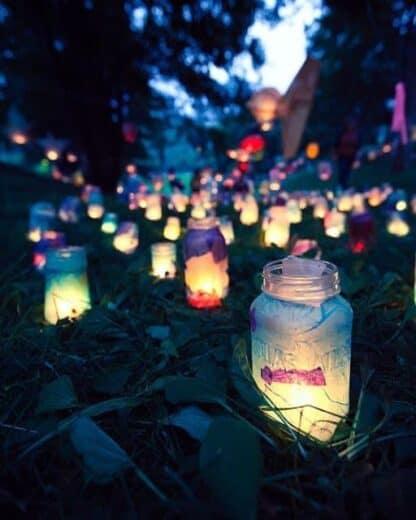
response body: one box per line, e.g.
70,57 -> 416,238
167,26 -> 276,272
308,0 -> 416,149
1,159 -> 416,516
0,0 -> 266,190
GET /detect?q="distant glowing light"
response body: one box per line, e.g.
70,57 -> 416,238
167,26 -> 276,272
11,132 -> 28,145
66,153 -> 78,163
46,149 -> 59,161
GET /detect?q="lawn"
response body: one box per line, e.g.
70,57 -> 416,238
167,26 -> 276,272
1,158 -> 416,518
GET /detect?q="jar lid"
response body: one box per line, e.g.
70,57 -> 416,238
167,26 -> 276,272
46,246 -> 87,272
187,216 -> 218,230
262,256 -> 340,305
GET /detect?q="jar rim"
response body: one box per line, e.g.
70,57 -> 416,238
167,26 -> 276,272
187,216 -> 218,229
262,256 -> 340,304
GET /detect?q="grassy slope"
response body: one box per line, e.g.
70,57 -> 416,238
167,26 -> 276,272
1,160 -> 416,518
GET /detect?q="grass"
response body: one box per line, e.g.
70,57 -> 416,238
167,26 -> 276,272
1,158 -> 416,518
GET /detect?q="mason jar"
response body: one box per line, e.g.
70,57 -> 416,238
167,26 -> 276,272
44,246 -> 91,324
250,256 -> 353,442
183,217 -> 229,309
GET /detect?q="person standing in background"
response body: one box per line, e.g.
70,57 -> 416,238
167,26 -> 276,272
335,117 -> 360,189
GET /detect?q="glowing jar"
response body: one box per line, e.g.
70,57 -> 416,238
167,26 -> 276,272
151,242 -> 176,278
313,197 -> 328,219
240,195 -> 259,225
250,256 -> 352,442
145,194 -> 162,221
337,192 -> 354,213
101,213 -> 118,234
33,231 -> 66,272
286,199 -> 302,224
317,161 -> 332,181
28,202 -> 56,242
44,246 -> 91,324
264,205 -> 290,248
191,204 -> 206,219
367,187 -> 383,207
163,216 -> 181,241
218,216 -> 235,245
324,209 -> 346,238
87,188 -> 104,219
59,196 -> 81,223
386,212 -> 409,237
171,192 -> 188,213
348,204 -> 375,253
183,217 -> 229,309
411,194 -> 416,214
113,222 -> 139,254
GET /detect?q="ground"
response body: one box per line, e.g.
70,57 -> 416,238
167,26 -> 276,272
1,156 -> 416,518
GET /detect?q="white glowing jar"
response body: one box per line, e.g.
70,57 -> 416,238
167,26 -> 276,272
113,222 -> 139,254
218,216 -> 235,245
286,199 -> 302,224
250,256 -> 352,442
87,188 -> 104,219
387,212 -> 409,236
151,242 -> 177,279
44,247 -> 91,324
28,202 -> 56,242
324,209 -> 346,238
313,197 -> 328,219
163,216 -> 181,241
240,195 -> 259,225
145,194 -> 162,221
264,206 -> 290,248
101,213 -> 118,234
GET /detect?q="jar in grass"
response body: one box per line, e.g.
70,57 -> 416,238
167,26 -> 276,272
183,216 -> 229,309
44,246 -> 91,324
250,256 -> 353,442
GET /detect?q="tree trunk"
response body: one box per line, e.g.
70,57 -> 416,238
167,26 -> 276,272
79,105 -> 124,193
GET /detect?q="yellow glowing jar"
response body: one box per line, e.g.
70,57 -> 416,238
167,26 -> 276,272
313,197 -> 328,219
387,212 -> 409,237
183,217 -> 229,308
101,213 -> 118,234
87,188 -> 104,219
324,209 -> 346,238
240,195 -> 259,225
367,187 -> 383,207
337,193 -> 353,212
250,257 -> 353,442
171,192 -> 188,213
264,206 -> 290,248
233,194 -> 243,212
286,199 -> 302,224
151,242 -> 177,278
145,194 -> 162,221
44,247 -> 91,325
218,216 -> 235,245
28,202 -> 56,242
113,222 -> 139,254
191,204 -> 206,219
163,216 -> 181,241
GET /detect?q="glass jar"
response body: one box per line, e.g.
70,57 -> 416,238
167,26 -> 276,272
151,242 -> 176,278
34,231 -> 66,272
250,256 -> 353,442
183,217 -> 229,308
113,221 -> 139,254
28,202 -> 56,242
44,246 -> 91,324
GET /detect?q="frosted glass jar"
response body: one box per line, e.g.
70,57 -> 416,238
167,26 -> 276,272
44,246 -> 91,324
250,256 -> 353,442
183,217 -> 229,308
